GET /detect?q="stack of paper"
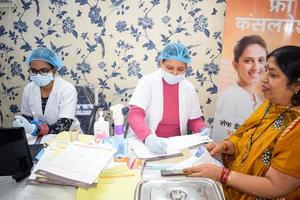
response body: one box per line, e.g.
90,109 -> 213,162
29,132 -> 95,186
168,134 -> 212,149
128,139 -> 182,161
129,134 -> 212,160
33,142 -> 116,188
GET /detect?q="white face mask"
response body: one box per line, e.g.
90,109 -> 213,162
161,70 -> 185,84
30,73 -> 54,87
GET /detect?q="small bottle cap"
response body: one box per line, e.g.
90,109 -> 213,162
98,111 -> 104,120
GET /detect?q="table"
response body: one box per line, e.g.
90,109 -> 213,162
0,176 -> 76,200
0,134 -> 77,200
0,133 -> 224,200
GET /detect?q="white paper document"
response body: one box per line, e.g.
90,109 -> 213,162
28,146 -> 53,180
36,142 -> 116,187
168,134 -> 212,150
128,139 -> 182,160
129,134 -> 212,160
170,146 -> 223,170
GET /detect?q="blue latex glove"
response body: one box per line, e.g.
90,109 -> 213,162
31,112 -> 42,125
198,127 -> 211,137
145,133 -> 168,154
13,116 -> 38,136
31,119 -> 41,126
103,136 -> 128,157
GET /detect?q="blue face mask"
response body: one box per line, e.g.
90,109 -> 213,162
30,73 -> 54,87
161,70 -> 185,84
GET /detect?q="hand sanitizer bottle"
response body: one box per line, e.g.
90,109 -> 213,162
93,111 -> 109,143
109,104 -> 127,157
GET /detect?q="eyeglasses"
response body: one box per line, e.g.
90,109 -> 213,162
29,67 -> 53,76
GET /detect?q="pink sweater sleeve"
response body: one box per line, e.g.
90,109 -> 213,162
127,105 -> 151,141
188,117 -> 206,133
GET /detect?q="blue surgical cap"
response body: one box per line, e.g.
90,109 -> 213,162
159,42 -> 191,64
26,47 -> 63,70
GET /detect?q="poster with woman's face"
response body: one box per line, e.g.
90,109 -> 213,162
212,0 -> 300,142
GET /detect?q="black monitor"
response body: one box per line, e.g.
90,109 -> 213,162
0,127 -> 33,182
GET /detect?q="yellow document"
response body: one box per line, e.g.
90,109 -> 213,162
48,131 -> 93,159
76,164 -> 141,200
54,131 -> 93,144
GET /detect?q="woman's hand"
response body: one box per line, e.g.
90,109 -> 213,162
205,142 -> 225,156
183,163 -> 222,181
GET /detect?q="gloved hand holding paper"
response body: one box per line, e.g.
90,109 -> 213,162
198,127 -> 211,137
144,133 -> 168,154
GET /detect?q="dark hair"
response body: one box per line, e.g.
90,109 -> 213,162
268,45 -> 300,106
49,63 -> 55,70
29,62 -> 56,75
233,35 -> 267,62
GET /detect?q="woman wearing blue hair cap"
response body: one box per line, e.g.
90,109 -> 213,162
128,42 -> 210,154
13,47 -> 79,137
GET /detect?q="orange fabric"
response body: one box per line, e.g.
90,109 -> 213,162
272,119 -> 300,179
222,100 -> 300,200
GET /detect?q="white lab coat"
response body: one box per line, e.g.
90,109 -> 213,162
129,69 -> 202,136
21,77 -> 78,126
211,83 -> 263,142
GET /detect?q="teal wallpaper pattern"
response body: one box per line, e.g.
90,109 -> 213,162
0,0 -> 226,127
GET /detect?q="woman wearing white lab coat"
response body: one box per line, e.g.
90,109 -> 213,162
13,47 -> 78,136
129,69 -> 202,134
128,43 -> 209,154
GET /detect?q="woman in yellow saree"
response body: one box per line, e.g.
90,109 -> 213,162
184,45 -> 300,200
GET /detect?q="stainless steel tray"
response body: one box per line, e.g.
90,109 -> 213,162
135,177 -> 224,200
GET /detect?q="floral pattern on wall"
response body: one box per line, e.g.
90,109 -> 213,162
0,0 -> 226,128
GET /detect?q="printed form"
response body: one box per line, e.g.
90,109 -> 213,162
36,142 -> 116,187
129,134 -> 212,160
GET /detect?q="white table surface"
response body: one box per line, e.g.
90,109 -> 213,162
0,176 -> 76,200
1,135 -> 224,200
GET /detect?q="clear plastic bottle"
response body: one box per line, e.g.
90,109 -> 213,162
70,128 -> 79,142
93,111 -> 109,143
109,104 -> 127,157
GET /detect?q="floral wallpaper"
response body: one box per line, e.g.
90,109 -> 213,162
0,0 -> 226,128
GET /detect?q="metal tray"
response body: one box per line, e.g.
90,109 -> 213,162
135,177 -> 224,200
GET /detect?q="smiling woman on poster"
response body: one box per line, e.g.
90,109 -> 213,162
212,35 -> 268,142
